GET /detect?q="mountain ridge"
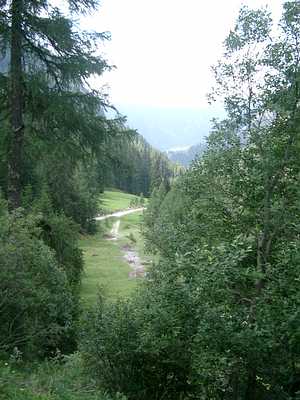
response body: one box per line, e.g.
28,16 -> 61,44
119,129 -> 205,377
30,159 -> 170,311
166,142 -> 206,167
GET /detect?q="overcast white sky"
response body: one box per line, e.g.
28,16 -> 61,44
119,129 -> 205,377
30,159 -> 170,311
82,0 -> 283,110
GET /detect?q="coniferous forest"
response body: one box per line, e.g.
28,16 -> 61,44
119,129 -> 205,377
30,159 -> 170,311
0,1 -> 300,400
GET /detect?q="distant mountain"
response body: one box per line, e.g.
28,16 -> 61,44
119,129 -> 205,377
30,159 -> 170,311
166,143 -> 206,167
117,104 -> 224,151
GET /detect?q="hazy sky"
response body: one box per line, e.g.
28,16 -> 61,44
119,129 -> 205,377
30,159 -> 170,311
82,0 -> 283,110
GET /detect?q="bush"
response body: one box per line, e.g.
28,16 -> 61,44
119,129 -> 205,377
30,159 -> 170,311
80,298 -> 141,398
0,210 -> 77,359
80,289 -> 194,400
31,190 -> 84,293
40,213 -> 84,292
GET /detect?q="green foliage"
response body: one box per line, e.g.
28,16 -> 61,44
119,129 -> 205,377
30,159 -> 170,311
142,5 -> 300,398
129,194 -> 145,208
0,0 -> 127,222
0,0 -> 116,208
143,181 -> 189,257
139,193 -> 145,206
37,157 -> 100,234
80,298 -> 140,397
0,353 -> 125,400
0,210 -> 77,358
23,189 -> 84,293
40,213 -> 84,292
81,291 -> 193,400
105,133 -> 181,197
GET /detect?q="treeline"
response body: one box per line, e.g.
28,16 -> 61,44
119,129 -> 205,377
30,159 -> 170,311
104,133 -> 183,197
81,4 -> 300,400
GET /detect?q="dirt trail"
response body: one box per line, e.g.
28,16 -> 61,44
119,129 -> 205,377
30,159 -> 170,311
106,220 -> 120,241
95,207 -> 145,221
101,211 -> 146,278
122,245 -> 145,278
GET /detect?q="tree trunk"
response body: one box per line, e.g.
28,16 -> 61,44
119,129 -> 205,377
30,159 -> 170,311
245,368 -> 257,400
8,0 -> 24,210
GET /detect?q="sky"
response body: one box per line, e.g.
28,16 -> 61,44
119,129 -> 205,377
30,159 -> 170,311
82,0 -> 283,110
78,0 -> 284,149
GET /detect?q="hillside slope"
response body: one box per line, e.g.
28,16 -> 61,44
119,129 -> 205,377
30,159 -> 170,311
166,143 -> 206,167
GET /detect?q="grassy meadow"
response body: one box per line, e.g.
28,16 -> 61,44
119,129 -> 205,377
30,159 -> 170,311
99,190 -> 142,213
79,220 -> 138,305
117,212 -> 153,265
80,190 -> 149,305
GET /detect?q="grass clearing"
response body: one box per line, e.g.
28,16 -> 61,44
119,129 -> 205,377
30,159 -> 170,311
80,192 -> 151,305
99,190 -> 142,213
119,212 -> 144,251
80,220 -> 137,305
118,211 -> 154,268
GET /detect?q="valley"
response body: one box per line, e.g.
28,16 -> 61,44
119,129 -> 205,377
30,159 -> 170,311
80,191 -> 147,304
0,2 -> 298,399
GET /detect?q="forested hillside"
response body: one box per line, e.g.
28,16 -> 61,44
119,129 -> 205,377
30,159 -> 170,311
166,142 -> 206,167
104,133 -> 182,196
1,2 -> 300,400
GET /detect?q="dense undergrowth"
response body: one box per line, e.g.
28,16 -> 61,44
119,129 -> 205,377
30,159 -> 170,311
0,353 -> 124,400
0,204 -> 80,359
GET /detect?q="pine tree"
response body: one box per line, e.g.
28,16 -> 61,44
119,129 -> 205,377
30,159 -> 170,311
0,0 -> 111,209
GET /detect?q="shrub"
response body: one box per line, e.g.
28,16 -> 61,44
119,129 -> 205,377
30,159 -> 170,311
40,213 -> 84,292
31,190 -> 84,293
0,210 -> 77,359
80,298 -> 141,398
80,290 -> 194,400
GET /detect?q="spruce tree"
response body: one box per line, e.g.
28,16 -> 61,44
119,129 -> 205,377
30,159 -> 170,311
0,0 -> 110,209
